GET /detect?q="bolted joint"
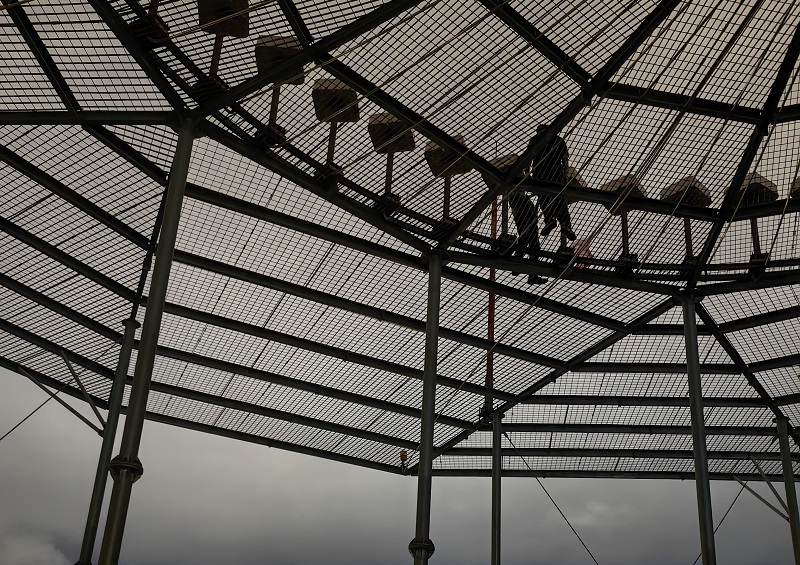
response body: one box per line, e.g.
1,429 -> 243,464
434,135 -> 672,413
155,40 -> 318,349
108,455 -> 144,483
408,538 -> 435,559
421,250 -> 450,267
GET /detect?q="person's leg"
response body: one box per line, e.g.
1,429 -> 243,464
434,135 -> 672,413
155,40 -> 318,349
508,193 -> 539,253
508,193 -> 546,284
539,194 -> 558,237
554,198 -> 576,241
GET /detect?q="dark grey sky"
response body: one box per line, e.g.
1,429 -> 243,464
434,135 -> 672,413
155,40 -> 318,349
0,368 -> 793,565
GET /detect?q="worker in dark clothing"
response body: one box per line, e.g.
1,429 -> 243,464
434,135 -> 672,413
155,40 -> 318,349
507,190 -> 547,285
526,124 -> 576,242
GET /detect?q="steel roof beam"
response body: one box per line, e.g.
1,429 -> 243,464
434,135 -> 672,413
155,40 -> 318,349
478,0 -> 591,86
146,378 -> 420,450
750,354 -> 800,373
184,180 -> 628,331
574,362 -> 739,374
154,344 -> 473,430
0,216 -> 606,386
86,0 -> 185,109
699,271 -> 800,294
430,469 -> 791,481
0,145 -> 150,248
510,298 -> 678,406
0,358 -> 403,475
0,218 -> 136,301
0,273 -> 120,342
716,305 -> 800,334
636,323 -> 711,335
410,297 -> 678,472
0,283 -> 475,431
730,198 -> 800,220
689,22 -> 800,289
777,104 -> 800,123
198,0 -> 424,115
503,423 -> 776,435
696,303 -> 800,449
603,83 -> 762,124
446,447 -> 796,461
0,319 -> 468,446
440,0 -> 683,248
521,394 -> 788,407
174,251 -> 564,369
447,251 -> 682,295
478,2 -> 762,125
200,121 -> 432,254
1,0 -> 80,112
0,111 -> 176,126
143,411 -> 403,474
159,300 -> 518,402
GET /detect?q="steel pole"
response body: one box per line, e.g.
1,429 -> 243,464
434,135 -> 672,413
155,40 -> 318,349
76,318 -> 140,565
777,416 -> 800,563
683,297 -> 716,565
491,412 -> 502,565
98,118 -> 194,565
409,252 -> 442,565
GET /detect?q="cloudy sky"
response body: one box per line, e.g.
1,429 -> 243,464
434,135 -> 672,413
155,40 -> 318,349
0,367 -> 794,565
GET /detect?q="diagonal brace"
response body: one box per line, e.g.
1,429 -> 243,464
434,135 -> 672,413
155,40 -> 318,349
18,367 -> 103,435
751,457 -> 790,513
732,475 -> 789,522
60,348 -> 106,428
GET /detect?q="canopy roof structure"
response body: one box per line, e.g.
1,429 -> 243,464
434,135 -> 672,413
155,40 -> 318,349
3,0 -> 800,495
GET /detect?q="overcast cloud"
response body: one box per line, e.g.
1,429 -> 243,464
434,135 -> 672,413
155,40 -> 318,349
0,368 -> 793,564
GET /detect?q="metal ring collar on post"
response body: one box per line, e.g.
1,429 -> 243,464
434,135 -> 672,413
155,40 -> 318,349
108,455 -> 144,483
408,538 -> 435,560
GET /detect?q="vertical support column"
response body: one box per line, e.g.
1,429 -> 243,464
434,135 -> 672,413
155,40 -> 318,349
409,251 -> 442,565
98,118 -> 195,565
76,318 -> 140,565
683,296 -> 716,565
776,416 -> 800,563
491,412 -> 502,565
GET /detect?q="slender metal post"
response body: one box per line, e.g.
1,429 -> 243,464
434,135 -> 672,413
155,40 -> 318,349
683,217 -> 693,259
269,86 -> 281,125
750,217 -> 762,255
501,198 -> 508,237
491,413 -> 502,565
385,152 -> 394,195
209,34 -> 224,77
326,121 -> 337,165
76,318 -> 140,565
443,176 -> 451,220
621,211 -> 631,255
409,252 -> 442,565
683,296 -> 716,565
777,416 -> 800,563
98,119 -> 194,565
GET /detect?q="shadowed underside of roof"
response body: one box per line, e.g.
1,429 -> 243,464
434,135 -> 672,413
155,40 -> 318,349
2,0 -> 800,479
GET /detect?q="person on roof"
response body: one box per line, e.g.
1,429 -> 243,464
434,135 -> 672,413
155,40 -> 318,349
525,124 -> 576,242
